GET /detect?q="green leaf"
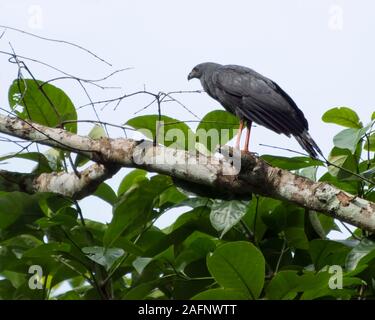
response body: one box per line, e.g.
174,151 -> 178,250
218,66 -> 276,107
196,110 -> 239,153
0,192 -> 43,230
192,288 -> 248,300
309,240 -> 351,270
297,271 -> 358,300
126,115 -> 195,150
175,235 -> 216,271
53,207 -> 78,226
23,243 -> 71,257
297,271 -> 336,299
333,125 -> 370,153
36,206 -> 78,229
319,171 -> 359,194
176,197 -> 211,209
261,155 -> 323,170
110,237 -> 144,256
0,234 -> 43,250
122,280 -> 159,300
317,213 -> 340,235
172,275 -> 213,300
284,227 -> 309,250
132,257 -> 153,274
305,210 -> 327,239
134,227 -> 169,255
242,197 -> 270,241
207,241 -> 265,299
258,198 -> 305,234
1,271 -> 26,289
55,290 -> 82,300
142,222 -> 204,258
105,183 -> 154,247
298,166 -> 318,181
210,200 -> 248,237
118,169 -> 148,196
93,183 -> 117,205
266,271 -> 300,299
322,107 -> 362,129
0,279 -> 16,299
345,239 -> 375,271
8,79 -> 77,133
104,175 -> 172,247
82,246 -> 124,270
158,186 -> 187,208
75,125 -> 107,167
44,148 -> 63,171
170,206 -> 213,237
260,201 -> 288,232
328,147 -> 358,179
87,124 -> 107,139
364,133 -> 375,152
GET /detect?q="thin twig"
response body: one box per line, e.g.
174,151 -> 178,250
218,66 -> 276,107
0,24 -> 112,66
274,238 -> 288,274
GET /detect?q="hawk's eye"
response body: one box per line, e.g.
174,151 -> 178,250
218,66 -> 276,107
193,67 -> 198,73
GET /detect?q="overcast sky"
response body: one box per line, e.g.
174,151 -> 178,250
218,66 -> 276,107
1,1 -> 374,235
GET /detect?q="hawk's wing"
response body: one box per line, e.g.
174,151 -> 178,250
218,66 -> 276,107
211,65 -> 308,136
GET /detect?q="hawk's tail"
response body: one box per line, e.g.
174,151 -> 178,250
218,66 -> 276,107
294,131 -> 323,160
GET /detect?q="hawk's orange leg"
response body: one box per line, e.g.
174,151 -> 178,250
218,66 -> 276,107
243,121 -> 252,152
235,120 -> 244,149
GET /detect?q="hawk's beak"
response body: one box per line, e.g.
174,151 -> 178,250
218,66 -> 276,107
187,71 -> 195,81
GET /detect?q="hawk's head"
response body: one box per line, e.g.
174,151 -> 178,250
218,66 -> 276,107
187,65 -> 202,80
187,62 -> 221,81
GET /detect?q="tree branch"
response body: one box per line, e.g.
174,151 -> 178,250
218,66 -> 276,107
1,114 -> 375,232
0,163 -> 120,199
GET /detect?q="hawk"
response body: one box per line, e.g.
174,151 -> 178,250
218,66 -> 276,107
188,62 -> 322,158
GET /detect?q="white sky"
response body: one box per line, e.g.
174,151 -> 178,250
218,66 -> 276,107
1,0 -> 374,237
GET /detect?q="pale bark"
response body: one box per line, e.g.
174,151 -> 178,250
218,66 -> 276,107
0,163 -> 120,199
1,114 -> 375,232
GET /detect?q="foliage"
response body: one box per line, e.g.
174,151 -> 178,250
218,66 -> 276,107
1,80 -> 375,300
8,79 -> 77,133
